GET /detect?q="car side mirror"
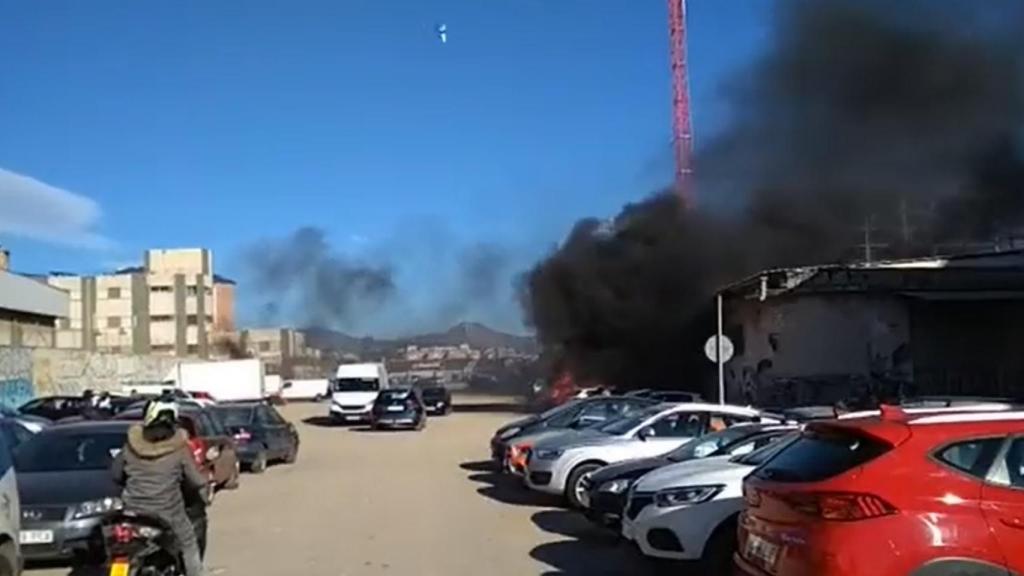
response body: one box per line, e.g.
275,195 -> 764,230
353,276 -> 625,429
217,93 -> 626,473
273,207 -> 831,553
638,426 -> 656,441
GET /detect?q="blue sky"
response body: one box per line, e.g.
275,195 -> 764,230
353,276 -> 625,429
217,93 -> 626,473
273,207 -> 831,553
0,0 -> 774,336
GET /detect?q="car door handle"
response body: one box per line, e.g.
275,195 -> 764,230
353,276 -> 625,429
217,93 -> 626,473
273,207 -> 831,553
1000,517 -> 1024,530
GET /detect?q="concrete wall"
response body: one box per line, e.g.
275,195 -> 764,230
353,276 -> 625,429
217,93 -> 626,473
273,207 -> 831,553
0,346 -> 184,408
725,294 -> 911,406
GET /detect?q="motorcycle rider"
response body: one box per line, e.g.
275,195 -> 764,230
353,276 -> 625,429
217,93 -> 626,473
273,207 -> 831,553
112,397 -> 207,576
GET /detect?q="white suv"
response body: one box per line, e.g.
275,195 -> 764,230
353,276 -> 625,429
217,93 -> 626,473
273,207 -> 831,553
524,403 -> 775,508
621,433 -> 796,571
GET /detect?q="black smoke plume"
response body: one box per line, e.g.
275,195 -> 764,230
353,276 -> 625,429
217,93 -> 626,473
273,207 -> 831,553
246,227 -> 396,329
523,0 -> 1024,391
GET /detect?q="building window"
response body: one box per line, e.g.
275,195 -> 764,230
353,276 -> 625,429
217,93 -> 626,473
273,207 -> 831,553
109,346 -> 122,354
187,344 -> 199,354
107,317 -> 122,328
58,318 -> 70,329
152,344 -> 175,353
151,315 -> 174,322
150,286 -> 172,293
187,286 -> 199,296
187,315 -> 199,326
107,287 -> 122,299
258,342 -> 271,352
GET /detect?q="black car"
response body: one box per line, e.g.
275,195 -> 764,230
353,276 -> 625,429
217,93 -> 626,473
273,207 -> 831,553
581,424 -> 796,531
419,385 -> 452,416
371,389 -> 426,430
18,396 -> 92,421
489,396 -> 658,469
211,402 -> 300,473
14,421 -> 209,563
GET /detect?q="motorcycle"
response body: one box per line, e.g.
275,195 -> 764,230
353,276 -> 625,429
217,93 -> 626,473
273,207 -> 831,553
102,511 -> 186,576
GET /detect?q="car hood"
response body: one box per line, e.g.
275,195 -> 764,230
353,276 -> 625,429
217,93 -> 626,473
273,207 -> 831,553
589,455 -> 671,485
331,392 -> 380,406
534,429 -> 621,452
634,456 -> 750,493
18,470 -> 120,506
495,415 -> 540,437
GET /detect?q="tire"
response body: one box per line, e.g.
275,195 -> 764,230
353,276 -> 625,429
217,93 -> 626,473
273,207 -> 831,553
284,443 -> 299,464
701,516 -> 739,574
248,450 -> 268,474
564,463 -> 603,510
0,541 -> 15,576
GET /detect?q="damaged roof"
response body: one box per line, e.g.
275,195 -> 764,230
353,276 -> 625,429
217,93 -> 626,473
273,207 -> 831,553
720,249 -> 1024,301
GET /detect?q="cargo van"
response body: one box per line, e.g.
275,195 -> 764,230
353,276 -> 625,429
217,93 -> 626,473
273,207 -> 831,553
329,363 -> 389,423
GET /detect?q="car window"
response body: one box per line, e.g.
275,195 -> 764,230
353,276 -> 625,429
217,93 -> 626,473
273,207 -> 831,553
936,438 -> 1004,479
753,428 -> 892,482
204,411 -> 228,436
15,432 -> 127,473
216,407 -> 254,428
990,438 -> 1024,489
546,404 -> 586,428
267,407 -> 287,425
255,407 -> 276,426
648,412 -> 707,438
597,405 -> 666,435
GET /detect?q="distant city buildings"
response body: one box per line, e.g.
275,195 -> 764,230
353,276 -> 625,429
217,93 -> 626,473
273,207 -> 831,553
46,248 -> 235,358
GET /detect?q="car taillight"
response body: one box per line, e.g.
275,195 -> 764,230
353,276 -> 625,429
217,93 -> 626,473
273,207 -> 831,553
112,523 -> 136,544
783,492 -> 897,521
743,484 -> 762,507
234,429 -> 251,442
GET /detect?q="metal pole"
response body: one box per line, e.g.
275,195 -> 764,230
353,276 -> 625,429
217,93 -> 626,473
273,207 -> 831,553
717,293 -> 725,405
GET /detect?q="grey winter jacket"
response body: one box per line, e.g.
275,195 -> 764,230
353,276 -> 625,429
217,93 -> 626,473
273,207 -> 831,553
112,425 -> 208,517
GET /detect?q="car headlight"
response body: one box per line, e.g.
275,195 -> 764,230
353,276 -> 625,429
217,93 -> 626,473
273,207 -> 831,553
654,485 -> 724,508
73,497 -> 123,519
599,479 -> 633,494
534,448 -> 564,461
499,426 -> 522,440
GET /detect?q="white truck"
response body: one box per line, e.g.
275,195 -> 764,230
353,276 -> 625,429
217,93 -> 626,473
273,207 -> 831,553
164,359 -> 267,402
283,379 -> 329,401
329,363 -> 389,423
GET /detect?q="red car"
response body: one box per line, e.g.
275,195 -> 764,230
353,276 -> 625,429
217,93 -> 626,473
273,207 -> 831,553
736,406 -> 1024,576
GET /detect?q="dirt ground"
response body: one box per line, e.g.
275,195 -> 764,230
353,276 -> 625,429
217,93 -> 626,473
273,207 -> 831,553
29,396 -> 652,576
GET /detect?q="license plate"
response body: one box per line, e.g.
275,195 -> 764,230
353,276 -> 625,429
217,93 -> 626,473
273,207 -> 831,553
386,405 -> 405,412
19,530 -> 53,545
745,534 -> 780,568
344,415 -> 361,421
109,561 -> 130,576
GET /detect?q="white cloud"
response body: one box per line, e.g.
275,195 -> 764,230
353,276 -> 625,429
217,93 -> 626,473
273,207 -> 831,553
0,167 -> 111,249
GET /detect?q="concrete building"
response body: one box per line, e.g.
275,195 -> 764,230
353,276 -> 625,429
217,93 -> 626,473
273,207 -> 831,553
718,250 -> 1024,407
46,248 -> 234,358
0,249 -> 68,347
214,328 -> 323,378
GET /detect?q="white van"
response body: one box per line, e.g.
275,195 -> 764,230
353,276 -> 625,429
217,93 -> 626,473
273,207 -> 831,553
329,363 -> 389,423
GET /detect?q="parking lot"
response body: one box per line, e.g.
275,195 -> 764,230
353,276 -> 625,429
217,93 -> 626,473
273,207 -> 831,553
30,396 -> 650,576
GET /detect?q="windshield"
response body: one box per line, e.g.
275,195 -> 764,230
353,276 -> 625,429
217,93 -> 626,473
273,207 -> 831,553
596,406 -> 664,436
665,426 -> 758,462
15,431 -> 127,473
539,400 -> 579,421
216,407 -> 254,428
332,378 -> 380,393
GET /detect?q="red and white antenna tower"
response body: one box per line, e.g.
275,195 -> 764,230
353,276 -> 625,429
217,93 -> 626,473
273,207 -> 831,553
667,0 -> 694,205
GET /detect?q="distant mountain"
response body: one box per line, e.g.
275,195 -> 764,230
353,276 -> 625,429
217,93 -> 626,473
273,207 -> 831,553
303,322 -> 537,355
405,322 -> 537,352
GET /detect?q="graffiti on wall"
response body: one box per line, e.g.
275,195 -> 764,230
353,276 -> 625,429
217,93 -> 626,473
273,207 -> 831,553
0,347 -> 34,409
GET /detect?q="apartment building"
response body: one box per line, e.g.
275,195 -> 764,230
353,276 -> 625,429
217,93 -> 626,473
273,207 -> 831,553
47,248 -> 235,358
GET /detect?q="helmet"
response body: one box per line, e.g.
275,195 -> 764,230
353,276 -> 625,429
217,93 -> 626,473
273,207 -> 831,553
143,399 -> 179,427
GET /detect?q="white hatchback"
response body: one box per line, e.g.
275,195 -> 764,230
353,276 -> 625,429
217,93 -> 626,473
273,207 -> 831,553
621,433 -> 796,570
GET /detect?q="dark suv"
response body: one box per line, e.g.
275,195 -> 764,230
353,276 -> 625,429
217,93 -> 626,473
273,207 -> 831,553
371,389 -> 427,431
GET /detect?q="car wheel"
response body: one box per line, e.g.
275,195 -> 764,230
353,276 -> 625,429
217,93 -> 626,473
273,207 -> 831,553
248,450 -> 268,474
0,541 -> 15,576
565,463 -> 603,509
701,515 -> 739,573
284,444 -> 299,464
